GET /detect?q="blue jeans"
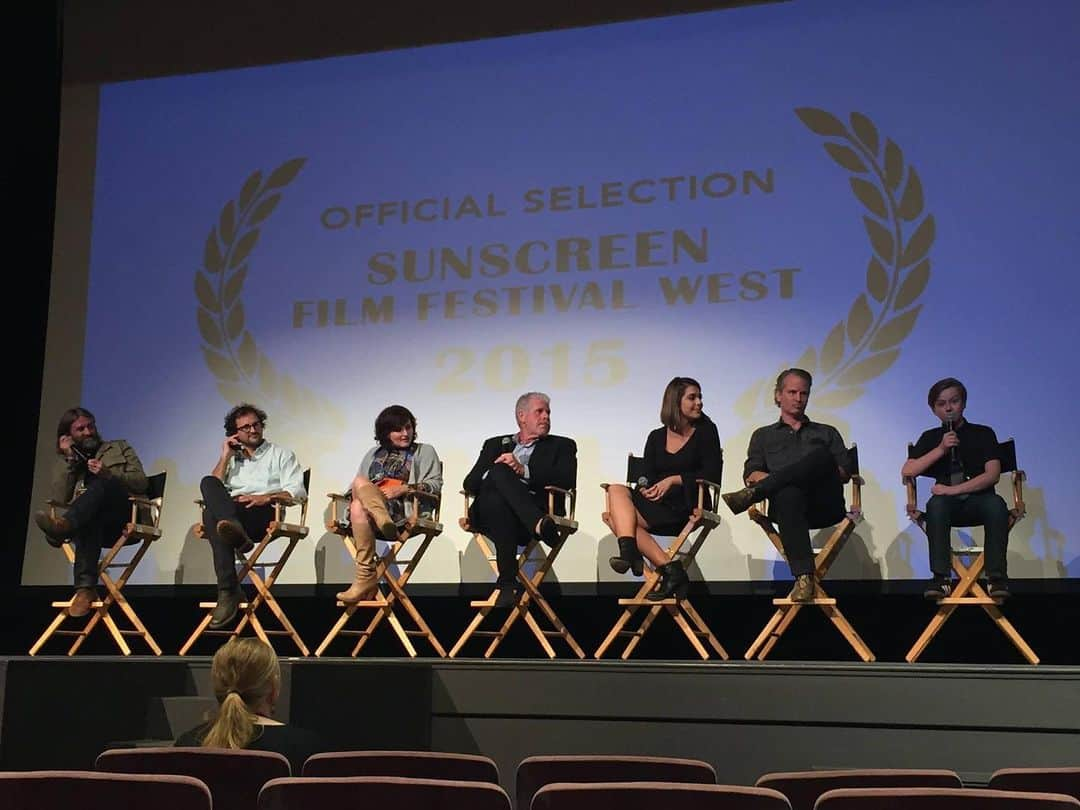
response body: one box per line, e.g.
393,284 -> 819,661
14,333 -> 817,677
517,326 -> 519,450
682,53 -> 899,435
924,490 -> 1010,579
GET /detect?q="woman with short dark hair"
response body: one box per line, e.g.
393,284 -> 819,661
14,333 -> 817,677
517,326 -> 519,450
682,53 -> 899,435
336,405 -> 443,603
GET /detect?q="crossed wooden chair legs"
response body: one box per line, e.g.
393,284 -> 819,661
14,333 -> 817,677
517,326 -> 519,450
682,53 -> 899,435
594,504 -> 728,661
450,488 -> 585,659
744,505 -> 875,662
316,508 -> 447,658
30,473 -> 166,656
179,520 -> 310,656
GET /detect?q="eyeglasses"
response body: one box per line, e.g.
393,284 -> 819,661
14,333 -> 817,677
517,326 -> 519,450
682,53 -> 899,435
235,422 -> 263,433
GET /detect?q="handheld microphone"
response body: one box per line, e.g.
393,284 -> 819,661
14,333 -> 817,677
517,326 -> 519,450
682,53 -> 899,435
944,418 -> 958,463
501,436 -> 514,450
232,442 -> 245,462
636,475 -> 649,489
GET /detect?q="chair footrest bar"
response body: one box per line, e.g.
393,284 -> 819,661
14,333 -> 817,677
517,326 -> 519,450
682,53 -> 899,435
773,598 -> 837,605
938,596 -> 1001,605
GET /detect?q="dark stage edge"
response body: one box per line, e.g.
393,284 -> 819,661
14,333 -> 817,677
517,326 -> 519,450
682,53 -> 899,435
1,656 -> 1077,796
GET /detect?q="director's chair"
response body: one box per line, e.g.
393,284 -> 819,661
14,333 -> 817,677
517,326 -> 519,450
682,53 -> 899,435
448,486 -> 585,659
594,455 -> 729,660
30,472 -> 167,656
744,445 -> 875,662
904,439 -> 1038,664
179,469 -> 311,656
315,484 -> 447,657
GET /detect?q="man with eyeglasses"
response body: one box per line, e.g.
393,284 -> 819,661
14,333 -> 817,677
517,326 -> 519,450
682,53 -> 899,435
33,407 -> 149,617
200,403 -> 306,628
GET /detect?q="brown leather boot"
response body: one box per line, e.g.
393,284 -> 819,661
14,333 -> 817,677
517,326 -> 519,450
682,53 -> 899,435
353,483 -> 398,540
791,573 -> 817,602
69,587 -> 97,618
336,519 -> 379,603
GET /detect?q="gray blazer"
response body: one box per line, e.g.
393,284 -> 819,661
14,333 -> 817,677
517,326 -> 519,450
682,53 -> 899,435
353,441 -> 443,518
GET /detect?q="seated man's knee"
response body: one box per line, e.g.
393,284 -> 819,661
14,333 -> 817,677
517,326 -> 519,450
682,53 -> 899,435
924,494 -> 950,520
199,475 -> 223,499
351,475 -> 372,492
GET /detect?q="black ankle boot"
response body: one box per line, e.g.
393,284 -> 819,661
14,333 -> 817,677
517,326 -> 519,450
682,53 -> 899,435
609,536 -> 644,576
647,559 -> 689,601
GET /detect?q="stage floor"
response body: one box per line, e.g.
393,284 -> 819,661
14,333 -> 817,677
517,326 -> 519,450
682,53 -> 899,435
2,655 -> 1077,791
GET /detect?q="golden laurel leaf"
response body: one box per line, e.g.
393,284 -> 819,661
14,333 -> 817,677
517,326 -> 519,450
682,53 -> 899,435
863,217 -> 895,263
849,112 -> 879,156
870,306 -> 921,351
899,215 -> 935,268
820,321 -> 845,374
731,108 -> 935,427
794,346 -> 817,375
238,171 -> 262,212
204,231 -> 224,274
195,157 -> 345,434
866,257 -> 889,302
825,143 -> 868,173
195,274 -> 219,312
847,293 -> 873,345
894,260 -> 930,310
897,165 -> 924,221
223,266 -> 247,308
230,230 -> 260,270
835,349 -> 900,386
225,301 -> 245,341
795,107 -> 849,137
883,140 -> 904,191
734,379 -> 764,421
851,178 -> 887,219
219,201 -> 237,245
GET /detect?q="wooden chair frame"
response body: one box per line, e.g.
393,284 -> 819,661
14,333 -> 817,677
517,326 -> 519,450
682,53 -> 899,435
30,472 -> 167,656
594,455 -> 728,660
744,445 -> 875,662
904,438 -> 1038,664
179,470 -> 311,656
315,487 -> 446,657
449,487 -> 585,659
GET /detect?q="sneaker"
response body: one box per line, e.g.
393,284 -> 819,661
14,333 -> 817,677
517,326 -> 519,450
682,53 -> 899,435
987,578 -> 1011,600
790,574 -> 816,602
923,577 -> 952,599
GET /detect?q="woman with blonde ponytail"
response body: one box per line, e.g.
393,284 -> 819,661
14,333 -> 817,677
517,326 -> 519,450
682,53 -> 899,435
174,638 -> 324,773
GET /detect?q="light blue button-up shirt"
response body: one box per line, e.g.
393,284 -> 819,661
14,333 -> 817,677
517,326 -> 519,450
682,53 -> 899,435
224,440 -> 307,500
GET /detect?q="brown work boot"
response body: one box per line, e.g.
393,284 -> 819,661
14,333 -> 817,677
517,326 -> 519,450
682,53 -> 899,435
216,519 -> 254,553
68,587 -> 97,618
34,511 -> 73,548
790,574 -> 816,603
721,486 -> 763,516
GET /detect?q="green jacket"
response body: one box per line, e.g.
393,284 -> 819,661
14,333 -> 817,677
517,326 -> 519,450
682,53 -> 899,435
49,438 -> 148,504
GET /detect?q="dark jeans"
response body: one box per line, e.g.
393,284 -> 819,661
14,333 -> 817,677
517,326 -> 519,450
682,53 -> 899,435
924,490 -> 1010,579
760,447 -> 846,577
64,476 -> 133,588
200,476 -> 275,591
468,464 -> 550,588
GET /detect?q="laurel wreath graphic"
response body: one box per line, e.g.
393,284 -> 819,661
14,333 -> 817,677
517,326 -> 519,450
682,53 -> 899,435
735,108 -> 934,420
195,158 -> 342,429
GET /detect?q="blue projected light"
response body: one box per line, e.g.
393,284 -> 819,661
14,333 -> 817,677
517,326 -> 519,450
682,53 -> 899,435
32,0 -> 1080,585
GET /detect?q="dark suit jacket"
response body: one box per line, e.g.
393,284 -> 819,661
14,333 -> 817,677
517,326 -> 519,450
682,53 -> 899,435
463,433 -> 577,515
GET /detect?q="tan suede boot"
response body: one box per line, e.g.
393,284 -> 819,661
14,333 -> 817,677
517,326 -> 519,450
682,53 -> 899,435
336,519 -> 379,603
353,482 -> 398,540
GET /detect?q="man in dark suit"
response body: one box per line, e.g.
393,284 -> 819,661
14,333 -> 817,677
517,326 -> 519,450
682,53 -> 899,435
464,392 -> 577,607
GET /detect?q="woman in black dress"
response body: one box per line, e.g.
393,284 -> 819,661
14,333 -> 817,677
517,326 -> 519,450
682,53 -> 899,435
605,376 -> 723,599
